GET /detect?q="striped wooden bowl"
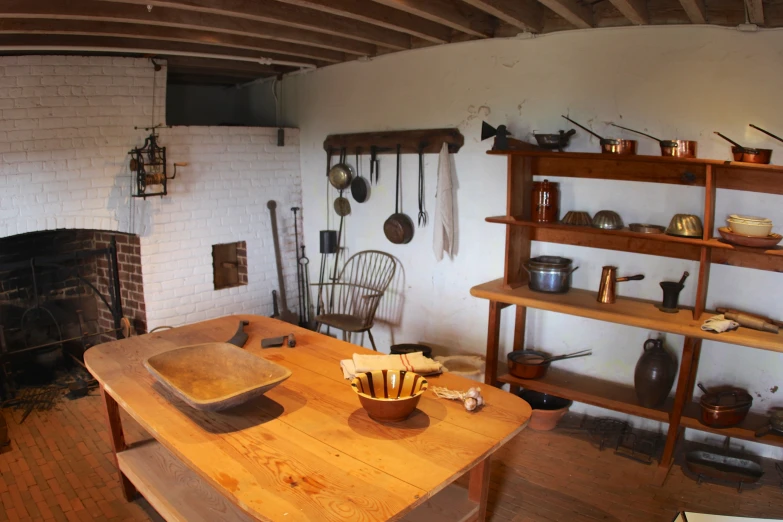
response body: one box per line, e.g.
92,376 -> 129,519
351,370 -> 428,422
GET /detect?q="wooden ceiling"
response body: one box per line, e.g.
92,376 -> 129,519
0,0 -> 774,84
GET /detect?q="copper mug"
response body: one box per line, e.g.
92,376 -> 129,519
597,266 -> 645,304
531,179 -> 559,223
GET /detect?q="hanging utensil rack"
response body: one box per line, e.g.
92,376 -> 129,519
323,128 -> 464,155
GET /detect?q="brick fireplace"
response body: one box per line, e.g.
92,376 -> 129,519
0,229 -> 145,389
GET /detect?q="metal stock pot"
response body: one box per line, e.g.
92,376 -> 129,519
522,256 -> 578,294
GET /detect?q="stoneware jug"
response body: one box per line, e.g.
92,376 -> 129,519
634,339 -> 677,408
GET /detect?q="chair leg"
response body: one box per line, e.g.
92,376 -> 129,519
315,322 -> 321,333
342,330 -> 347,342
347,332 -> 352,344
367,329 -> 377,351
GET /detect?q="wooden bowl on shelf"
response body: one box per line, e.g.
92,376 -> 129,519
717,227 -> 782,248
351,370 -> 428,422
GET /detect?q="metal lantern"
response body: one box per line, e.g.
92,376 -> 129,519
129,132 -> 172,198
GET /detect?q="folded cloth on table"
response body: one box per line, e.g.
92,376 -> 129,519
340,353 -> 443,380
701,314 -> 740,333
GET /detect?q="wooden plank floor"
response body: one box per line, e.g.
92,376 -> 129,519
2,394 -> 783,521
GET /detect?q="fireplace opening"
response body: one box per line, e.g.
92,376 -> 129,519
0,230 -> 146,398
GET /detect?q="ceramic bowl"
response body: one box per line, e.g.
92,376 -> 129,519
561,211 -> 593,227
727,216 -> 773,237
592,210 -> 624,230
351,370 -> 428,422
666,214 -> 703,237
517,390 -> 572,431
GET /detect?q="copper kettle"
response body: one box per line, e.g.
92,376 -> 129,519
597,266 -> 645,304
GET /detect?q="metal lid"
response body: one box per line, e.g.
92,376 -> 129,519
700,388 -> 753,410
528,256 -> 572,269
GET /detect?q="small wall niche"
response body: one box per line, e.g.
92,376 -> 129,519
212,241 -> 248,290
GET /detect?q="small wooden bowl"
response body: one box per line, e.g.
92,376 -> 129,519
351,370 -> 428,422
718,227 -> 782,248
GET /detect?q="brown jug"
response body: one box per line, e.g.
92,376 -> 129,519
531,179 -> 559,223
634,339 -> 677,408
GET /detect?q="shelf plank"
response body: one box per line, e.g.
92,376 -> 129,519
117,440 -> 255,522
470,279 -> 783,353
486,150 -> 783,195
118,439 -> 478,522
681,403 -> 783,449
498,369 -> 671,423
485,217 -> 783,272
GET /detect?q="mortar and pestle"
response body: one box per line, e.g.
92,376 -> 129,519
658,271 -> 689,313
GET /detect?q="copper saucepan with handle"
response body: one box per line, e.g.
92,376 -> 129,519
610,123 -> 696,158
714,131 -> 772,164
561,115 -> 636,155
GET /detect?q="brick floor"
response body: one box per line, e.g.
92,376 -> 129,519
2,395 -> 783,521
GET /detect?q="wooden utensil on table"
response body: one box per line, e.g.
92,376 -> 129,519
267,200 -> 298,325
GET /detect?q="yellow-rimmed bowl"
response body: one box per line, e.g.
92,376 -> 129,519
351,370 -> 428,422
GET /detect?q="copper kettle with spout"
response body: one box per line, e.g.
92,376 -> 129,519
597,266 -> 645,304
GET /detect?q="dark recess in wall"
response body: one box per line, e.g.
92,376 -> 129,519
166,80 -> 278,127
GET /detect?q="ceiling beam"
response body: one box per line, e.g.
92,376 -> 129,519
745,0 -> 764,24
607,0 -> 649,24
165,56 -> 282,75
370,0 -> 496,38
536,0 -> 594,29
97,0 -> 411,50
0,19 -> 345,62
273,0 -> 453,44
459,0 -> 543,33
0,0 -> 376,56
677,0 -> 706,23
0,34 -> 323,68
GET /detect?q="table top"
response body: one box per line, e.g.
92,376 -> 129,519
85,315 -> 531,522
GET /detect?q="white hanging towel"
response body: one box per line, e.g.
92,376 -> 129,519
433,142 -> 454,261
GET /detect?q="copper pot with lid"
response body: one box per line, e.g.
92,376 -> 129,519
610,123 -> 697,158
698,383 -> 753,428
562,115 -> 636,155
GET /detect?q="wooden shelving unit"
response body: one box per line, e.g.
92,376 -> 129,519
473,149 -> 783,485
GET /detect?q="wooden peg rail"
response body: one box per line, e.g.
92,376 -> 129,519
323,128 -> 464,155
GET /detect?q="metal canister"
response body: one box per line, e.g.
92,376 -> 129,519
531,179 -> 559,223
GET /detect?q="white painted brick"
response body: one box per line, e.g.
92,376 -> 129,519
1,55 -> 300,331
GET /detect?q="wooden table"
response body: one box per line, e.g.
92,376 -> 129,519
85,315 -> 531,522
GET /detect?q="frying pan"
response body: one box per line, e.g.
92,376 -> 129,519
350,148 -> 370,203
562,115 -> 636,155
334,191 -> 351,216
714,132 -> 772,164
383,144 -> 414,244
328,148 -> 354,190
507,349 -> 592,379
610,123 -> 696,158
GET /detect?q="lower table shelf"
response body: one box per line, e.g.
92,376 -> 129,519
497,369 -> 671,423
117,439 -> 479,522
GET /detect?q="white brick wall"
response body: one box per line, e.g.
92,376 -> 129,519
0,55 -> 303,330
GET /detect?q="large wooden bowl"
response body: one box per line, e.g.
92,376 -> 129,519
351,370 -> 428,422
144,343 -> 291,411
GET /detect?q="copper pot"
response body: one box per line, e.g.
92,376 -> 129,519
715,132 -> 772,164
562,115 -> 637,155
698,383 -> 752,428
610,123 -> 696,158
599,139 -> 637,155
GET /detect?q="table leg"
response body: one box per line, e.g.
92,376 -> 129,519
100,385 -> 137,501
468,456 -> 491,521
